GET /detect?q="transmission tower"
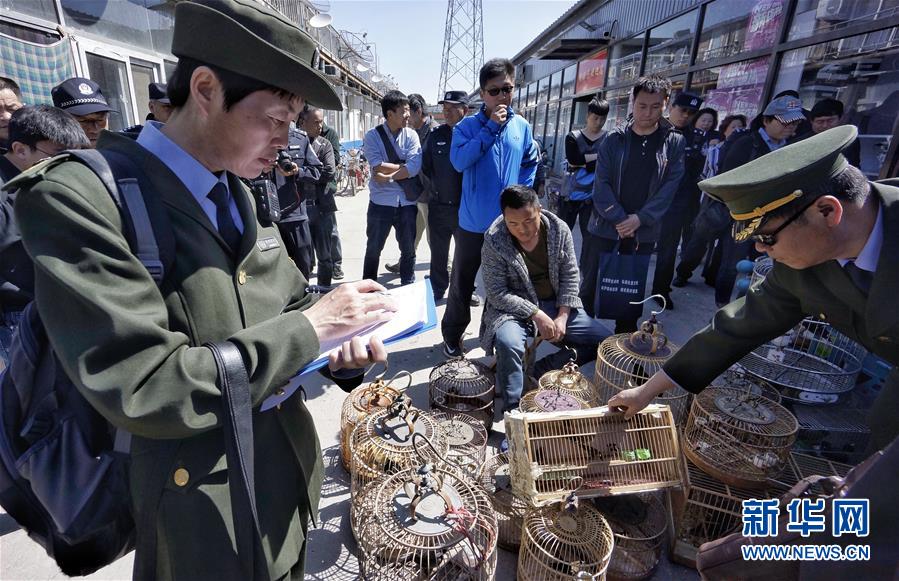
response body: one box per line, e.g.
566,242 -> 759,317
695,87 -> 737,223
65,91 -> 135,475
438,0 -> 484,99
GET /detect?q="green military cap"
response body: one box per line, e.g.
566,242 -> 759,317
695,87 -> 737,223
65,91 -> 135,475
172,0 -> 342,110
698,125 -> 858,241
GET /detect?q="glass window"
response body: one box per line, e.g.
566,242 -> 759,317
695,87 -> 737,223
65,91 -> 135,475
533,104 -> 547,145
130,59 -> 156,122
537,77 -> 551,104
607,36 -> 643,86
554,100 -> 572,171
544,102 -> 560,168
549,70 -> 563,101
515,87 -> 523,109
646,11 -> 696,75
86,53 -> 134,131
775,27 -> 899,178
692,56 -> 770,121
164,61 -> 177,82
0,0 -> 58,22
527,82 -> 538,107
61,0 -> 175,54
605,87 -> 631,129
789,0 -> 899,41
697,0 -> 786,64
561,63 -> 578,98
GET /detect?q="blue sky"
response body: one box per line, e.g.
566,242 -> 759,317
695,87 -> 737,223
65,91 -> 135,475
328,0 -> 578,103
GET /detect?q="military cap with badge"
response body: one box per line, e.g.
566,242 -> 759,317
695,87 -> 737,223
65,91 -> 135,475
698,125 -> 859,242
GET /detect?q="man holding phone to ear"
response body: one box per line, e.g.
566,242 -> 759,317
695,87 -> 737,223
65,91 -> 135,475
441,57 -> 540,358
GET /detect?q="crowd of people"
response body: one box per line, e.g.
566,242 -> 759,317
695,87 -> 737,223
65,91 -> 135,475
0,0 -> 895,576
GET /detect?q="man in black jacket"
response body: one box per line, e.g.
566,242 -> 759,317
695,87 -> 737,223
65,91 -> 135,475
422,90 -> 468,301
302,105 -> 337,286
274,124 -> 322,278
673,95 -> 803,306
320,120 -> 345,280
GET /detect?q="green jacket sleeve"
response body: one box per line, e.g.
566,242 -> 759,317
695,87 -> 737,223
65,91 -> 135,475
15,168 -> 321,439
662,263 -> 805,392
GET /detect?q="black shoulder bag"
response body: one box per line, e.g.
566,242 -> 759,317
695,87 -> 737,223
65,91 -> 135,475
375,125 -> 424,202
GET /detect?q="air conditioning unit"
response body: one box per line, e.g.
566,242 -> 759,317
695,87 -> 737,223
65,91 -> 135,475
323,64 -> 338,77
816,0 -> 852,21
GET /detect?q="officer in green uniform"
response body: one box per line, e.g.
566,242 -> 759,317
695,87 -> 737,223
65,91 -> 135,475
7,0 -> 395,578
610,125 -> 898,455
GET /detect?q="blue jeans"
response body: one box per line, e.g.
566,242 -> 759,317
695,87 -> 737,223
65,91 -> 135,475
363,202 -> 417,285
494,300 -> 611,412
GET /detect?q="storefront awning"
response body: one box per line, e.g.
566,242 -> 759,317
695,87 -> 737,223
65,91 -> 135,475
536,37 -> 610,60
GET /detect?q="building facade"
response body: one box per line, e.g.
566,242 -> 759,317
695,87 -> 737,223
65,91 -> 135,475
0,0 -> 392,147
513,0 -> 899,180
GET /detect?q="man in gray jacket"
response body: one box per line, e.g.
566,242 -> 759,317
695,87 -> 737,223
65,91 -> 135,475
481,185 -> 611,411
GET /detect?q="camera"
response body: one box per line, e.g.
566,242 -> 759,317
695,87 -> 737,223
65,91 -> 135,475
277,150 -> 296,174
248,178 -> 282,223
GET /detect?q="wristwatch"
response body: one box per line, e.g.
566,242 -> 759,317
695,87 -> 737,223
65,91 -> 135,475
388,176 -> 394,183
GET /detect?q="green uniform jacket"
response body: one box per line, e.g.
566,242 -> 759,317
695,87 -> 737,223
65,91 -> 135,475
12,132 -> 324,579
664,182 -> 899,450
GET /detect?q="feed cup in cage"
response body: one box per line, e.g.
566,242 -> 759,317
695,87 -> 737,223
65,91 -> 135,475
356,460 -> 498,580
506,404 -> 683,505
710,365 -> 782,404
683,387 -> 797,489
430,411 -> 488,479
538,359 -> 600,406
599,493 -> 667,581
738,318 -> 867,402
349,403 -> 449,536
429,358 -> 495,430
595,315 -> 691,425
477,452 -> 528,552
519,386 -> 591,413
518,495 -> 615,580
340,370 -> 411,471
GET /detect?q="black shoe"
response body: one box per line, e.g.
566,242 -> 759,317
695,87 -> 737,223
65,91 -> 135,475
652,294 -> 672,310
385,262 -> 400,274
671,276 -> 688,288
332,266 -> 344,280
443,340 -> 463,358
470,294 -> 481,307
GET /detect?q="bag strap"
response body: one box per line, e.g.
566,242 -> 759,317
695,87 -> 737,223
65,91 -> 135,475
376,125 -> 405,165
204,340 -> 267,579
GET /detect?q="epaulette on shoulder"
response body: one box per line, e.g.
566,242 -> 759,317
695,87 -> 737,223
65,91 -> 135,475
2,153 -> 75,192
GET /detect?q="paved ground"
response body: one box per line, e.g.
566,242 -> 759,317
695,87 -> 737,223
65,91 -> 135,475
1,188 -> 720,580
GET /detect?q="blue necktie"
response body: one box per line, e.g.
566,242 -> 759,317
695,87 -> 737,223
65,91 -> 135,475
207,182 -> 241,254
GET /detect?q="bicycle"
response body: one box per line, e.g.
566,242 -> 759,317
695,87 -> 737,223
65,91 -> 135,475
334,151 -> 350,194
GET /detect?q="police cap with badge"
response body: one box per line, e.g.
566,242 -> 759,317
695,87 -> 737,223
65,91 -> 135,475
172,0 -> 342,111
51,78 -> 113,116
698,125 -> 859,242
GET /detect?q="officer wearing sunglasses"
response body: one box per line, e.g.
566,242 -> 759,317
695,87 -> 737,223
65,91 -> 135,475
609,126 -> 899,460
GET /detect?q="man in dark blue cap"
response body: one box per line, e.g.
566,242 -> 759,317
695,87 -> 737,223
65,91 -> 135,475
51,77 -> 112,147
147,81 -> 172,123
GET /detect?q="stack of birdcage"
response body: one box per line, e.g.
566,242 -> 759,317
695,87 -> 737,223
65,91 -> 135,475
339,370 -> 411,471
429,357 -> 495,430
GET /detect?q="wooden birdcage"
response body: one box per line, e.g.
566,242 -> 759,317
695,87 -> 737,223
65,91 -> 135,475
595,314 -> 692,425
430,412 -> 488,479
477,452 -> 528,552
683,387 -> 798,489
599,494 -> 668,581
355,458 -> 498,580
349,403 -> 449,536
506,404 -> 683,505
519,386 -> 591,413
518,496 -> 615,580
429,358 -> 495,429
710,365 -> 782,404
538,359 -> 600,406
340,370 -> 411,471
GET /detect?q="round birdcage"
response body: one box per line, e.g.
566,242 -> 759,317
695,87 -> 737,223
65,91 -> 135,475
538,359 -> 600,406
356,457 -> 498,580
749,256 -> 773,287
340,370 -> 412,471
601,494 -> 668,581
710,365 -> 782,404
519,386 -> 591,413
430,412 -> 488,479
518,497 -> 615,580
429,358 -> 495,430
683,387 -> 798,489
595,314 -> 691,425
349,403 -> 449,536
477,452 -> 528,552
738,318 -> 867,403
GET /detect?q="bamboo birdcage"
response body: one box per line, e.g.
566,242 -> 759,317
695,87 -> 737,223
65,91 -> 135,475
349,403 -> 449,536
430,412 -> 488,479
538,359 -> 600,406
518,495 -> 615,580
340,370 -> 412,471
683,387 -> 798,489
519,385 -> 591,413
600,493 -> 668,581
595,313 -> 692,425
477,452 -> 528,551
710,364 -> 782,404
505,404 -> 683,505
429,358 -> 495,429
355,453 -> 499,581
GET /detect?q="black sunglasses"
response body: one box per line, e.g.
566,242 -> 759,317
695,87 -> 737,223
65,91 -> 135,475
748,199 -> 818,246
485,85 -> 514,97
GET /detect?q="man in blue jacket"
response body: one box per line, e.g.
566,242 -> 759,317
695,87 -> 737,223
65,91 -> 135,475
441,58 -> 539,357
